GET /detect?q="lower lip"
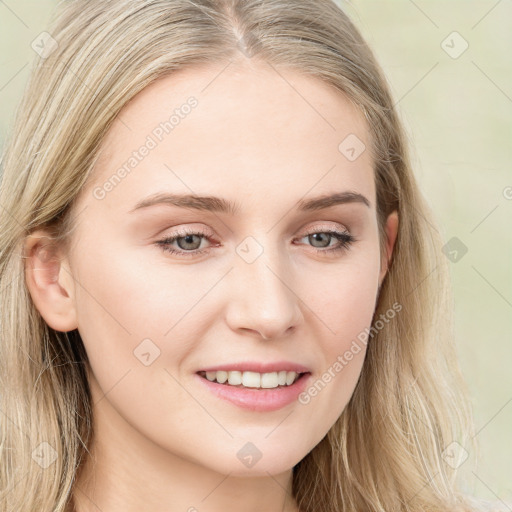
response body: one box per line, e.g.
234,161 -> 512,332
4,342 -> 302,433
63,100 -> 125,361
195,372 -> 312,412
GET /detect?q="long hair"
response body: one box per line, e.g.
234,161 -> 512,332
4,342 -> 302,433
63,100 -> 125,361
0,1 -> 479,510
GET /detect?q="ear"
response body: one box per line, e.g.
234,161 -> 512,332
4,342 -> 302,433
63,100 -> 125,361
378,210 -> 399,287
24,229 -> 78,332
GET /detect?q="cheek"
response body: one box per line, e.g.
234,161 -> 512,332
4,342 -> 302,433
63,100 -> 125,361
298,242 -> 381,339
72,246 -> 204,450
70,243 -> 185,390
73,237 -> 204,338
294,248 -> 380,432
71,239 -> 230,421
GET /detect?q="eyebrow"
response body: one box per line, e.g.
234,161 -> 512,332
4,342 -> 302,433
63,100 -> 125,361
128,190 -> 371,215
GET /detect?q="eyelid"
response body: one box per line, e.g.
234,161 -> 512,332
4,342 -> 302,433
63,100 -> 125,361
299,222 -> 349,235
157,224 -> 215,240
158,221 -> 349,243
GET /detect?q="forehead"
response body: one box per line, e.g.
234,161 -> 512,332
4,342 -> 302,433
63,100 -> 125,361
82,60 -> 375,217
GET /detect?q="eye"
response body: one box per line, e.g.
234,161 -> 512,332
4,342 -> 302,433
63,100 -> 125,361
155,228 -> 215,258
295,229 -> 356,255
155,227 -> 356,259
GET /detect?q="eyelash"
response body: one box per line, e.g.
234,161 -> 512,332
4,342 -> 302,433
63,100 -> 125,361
155,227 -> 356,258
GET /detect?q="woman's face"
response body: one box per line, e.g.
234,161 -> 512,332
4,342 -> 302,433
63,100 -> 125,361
50,60 -> 397,476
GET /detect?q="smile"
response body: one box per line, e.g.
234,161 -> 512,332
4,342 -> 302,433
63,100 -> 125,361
198,370 -> 303,389
195,371 -> 312,412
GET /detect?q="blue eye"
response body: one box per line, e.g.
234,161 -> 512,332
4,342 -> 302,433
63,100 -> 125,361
155,228 -> 356,258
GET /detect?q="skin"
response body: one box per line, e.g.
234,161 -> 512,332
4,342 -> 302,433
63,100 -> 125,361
25,58 -> 398,512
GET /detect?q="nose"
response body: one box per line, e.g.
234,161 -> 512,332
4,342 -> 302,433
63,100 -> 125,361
224,243 -> 304,340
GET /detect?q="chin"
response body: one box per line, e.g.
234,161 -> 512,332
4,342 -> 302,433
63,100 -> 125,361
202,449 -> 304,477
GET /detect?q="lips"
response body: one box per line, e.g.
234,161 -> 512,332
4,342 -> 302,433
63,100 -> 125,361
194,360 -> 312,411
195,370 -> 312,411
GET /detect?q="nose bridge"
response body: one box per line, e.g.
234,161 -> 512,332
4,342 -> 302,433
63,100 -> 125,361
226,234 -> 302,338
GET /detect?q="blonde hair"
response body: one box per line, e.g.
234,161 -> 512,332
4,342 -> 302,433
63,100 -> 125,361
0,1 -> 479,510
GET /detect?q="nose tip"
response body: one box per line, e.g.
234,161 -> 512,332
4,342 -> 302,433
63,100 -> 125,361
225,258 -> 303,341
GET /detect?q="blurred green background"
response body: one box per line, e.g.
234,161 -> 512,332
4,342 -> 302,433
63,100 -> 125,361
1,0 -> 510,504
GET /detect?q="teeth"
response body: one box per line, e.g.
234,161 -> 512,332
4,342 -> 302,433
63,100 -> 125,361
242,371 -> 260,388
203,370 -> 302,388
228,371 -> 242,386
285,371 -> 296,385
216,370 -> 228,383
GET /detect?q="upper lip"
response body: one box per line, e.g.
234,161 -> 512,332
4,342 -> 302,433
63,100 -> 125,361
197,361 -> 311,374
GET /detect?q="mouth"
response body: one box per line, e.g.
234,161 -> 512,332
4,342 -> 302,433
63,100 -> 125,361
195,368 -> 313,411
196,370 -> 310,390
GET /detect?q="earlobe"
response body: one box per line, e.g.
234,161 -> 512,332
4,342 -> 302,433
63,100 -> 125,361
24,230 -> 78,332
379,210 -> 399,286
